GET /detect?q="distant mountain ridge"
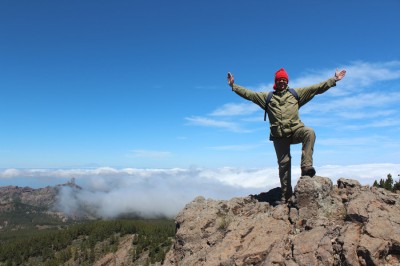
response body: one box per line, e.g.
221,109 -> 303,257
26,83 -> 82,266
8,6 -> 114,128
0,180 -> 84,230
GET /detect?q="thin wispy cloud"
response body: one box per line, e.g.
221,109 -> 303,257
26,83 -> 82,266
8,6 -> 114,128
194,85 -> 220,90
209,103 -> 259,116
290,69 -> 334,89
345,118 -> 400,130
206,144 -> 260,151
335,109 -> 395,120
294,61 -> 400,96
247,83 -> 270,92
185,116 -> 251,133
301,91 -> 400,114
318,136 -> 387,146
129,150 -> 172,158
344,60 -> 400,88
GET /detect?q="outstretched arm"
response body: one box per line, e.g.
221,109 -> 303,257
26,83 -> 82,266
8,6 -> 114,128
296,68 -> 346,107
335,69 -> 346,81
227,72 -> 267,109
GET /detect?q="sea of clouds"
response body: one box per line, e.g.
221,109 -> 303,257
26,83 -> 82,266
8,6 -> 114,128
0,164 -> 399,218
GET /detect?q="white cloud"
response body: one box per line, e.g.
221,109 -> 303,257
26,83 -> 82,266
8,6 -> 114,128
198,167 -> 279,188
2,164 -> 399,218
1,168 -> 21,178
317,163 -> 400,185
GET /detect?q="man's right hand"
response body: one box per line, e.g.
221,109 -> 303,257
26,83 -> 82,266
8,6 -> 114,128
227,72 -> 234,87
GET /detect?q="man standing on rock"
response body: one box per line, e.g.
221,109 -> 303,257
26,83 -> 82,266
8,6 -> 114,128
227,68 -> 346,202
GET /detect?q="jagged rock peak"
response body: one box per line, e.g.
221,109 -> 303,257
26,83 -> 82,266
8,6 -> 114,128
164,176 -> 400,266
56,178 -> 82,190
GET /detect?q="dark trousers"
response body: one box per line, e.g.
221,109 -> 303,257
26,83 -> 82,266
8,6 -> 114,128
273,127 -> 316,200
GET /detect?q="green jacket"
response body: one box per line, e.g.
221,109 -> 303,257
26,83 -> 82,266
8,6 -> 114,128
232,77 -> 337,140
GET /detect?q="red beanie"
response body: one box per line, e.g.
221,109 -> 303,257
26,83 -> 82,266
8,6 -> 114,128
273,68 -> 289,90
275,68 -> 289,82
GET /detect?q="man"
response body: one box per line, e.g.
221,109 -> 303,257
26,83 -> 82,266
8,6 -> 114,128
227,68 -> 346,202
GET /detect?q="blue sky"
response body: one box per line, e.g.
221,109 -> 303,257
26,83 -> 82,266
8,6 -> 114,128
1,1 -> 400,215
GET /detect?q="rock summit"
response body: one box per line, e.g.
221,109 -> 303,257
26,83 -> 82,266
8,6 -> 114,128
164,176 -> 400,266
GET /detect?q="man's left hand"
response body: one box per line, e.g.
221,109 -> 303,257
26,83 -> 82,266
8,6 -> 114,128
335,69 -> 346,81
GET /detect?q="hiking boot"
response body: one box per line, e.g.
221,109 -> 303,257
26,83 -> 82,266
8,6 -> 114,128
301,166 -> 316,177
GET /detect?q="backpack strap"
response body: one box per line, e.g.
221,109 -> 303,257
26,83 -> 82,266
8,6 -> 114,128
264,91 -> 274,121
264,88 -> 299,121
288,88 -> 299,101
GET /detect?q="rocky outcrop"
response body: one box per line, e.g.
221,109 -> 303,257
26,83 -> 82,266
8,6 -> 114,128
0,180 -> 81,210
164,176 -> 400,266
0,185 -> 58,211
0,181 -> 84,229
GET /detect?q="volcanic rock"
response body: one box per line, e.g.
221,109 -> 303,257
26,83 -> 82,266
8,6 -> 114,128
164,176 -> 400,266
